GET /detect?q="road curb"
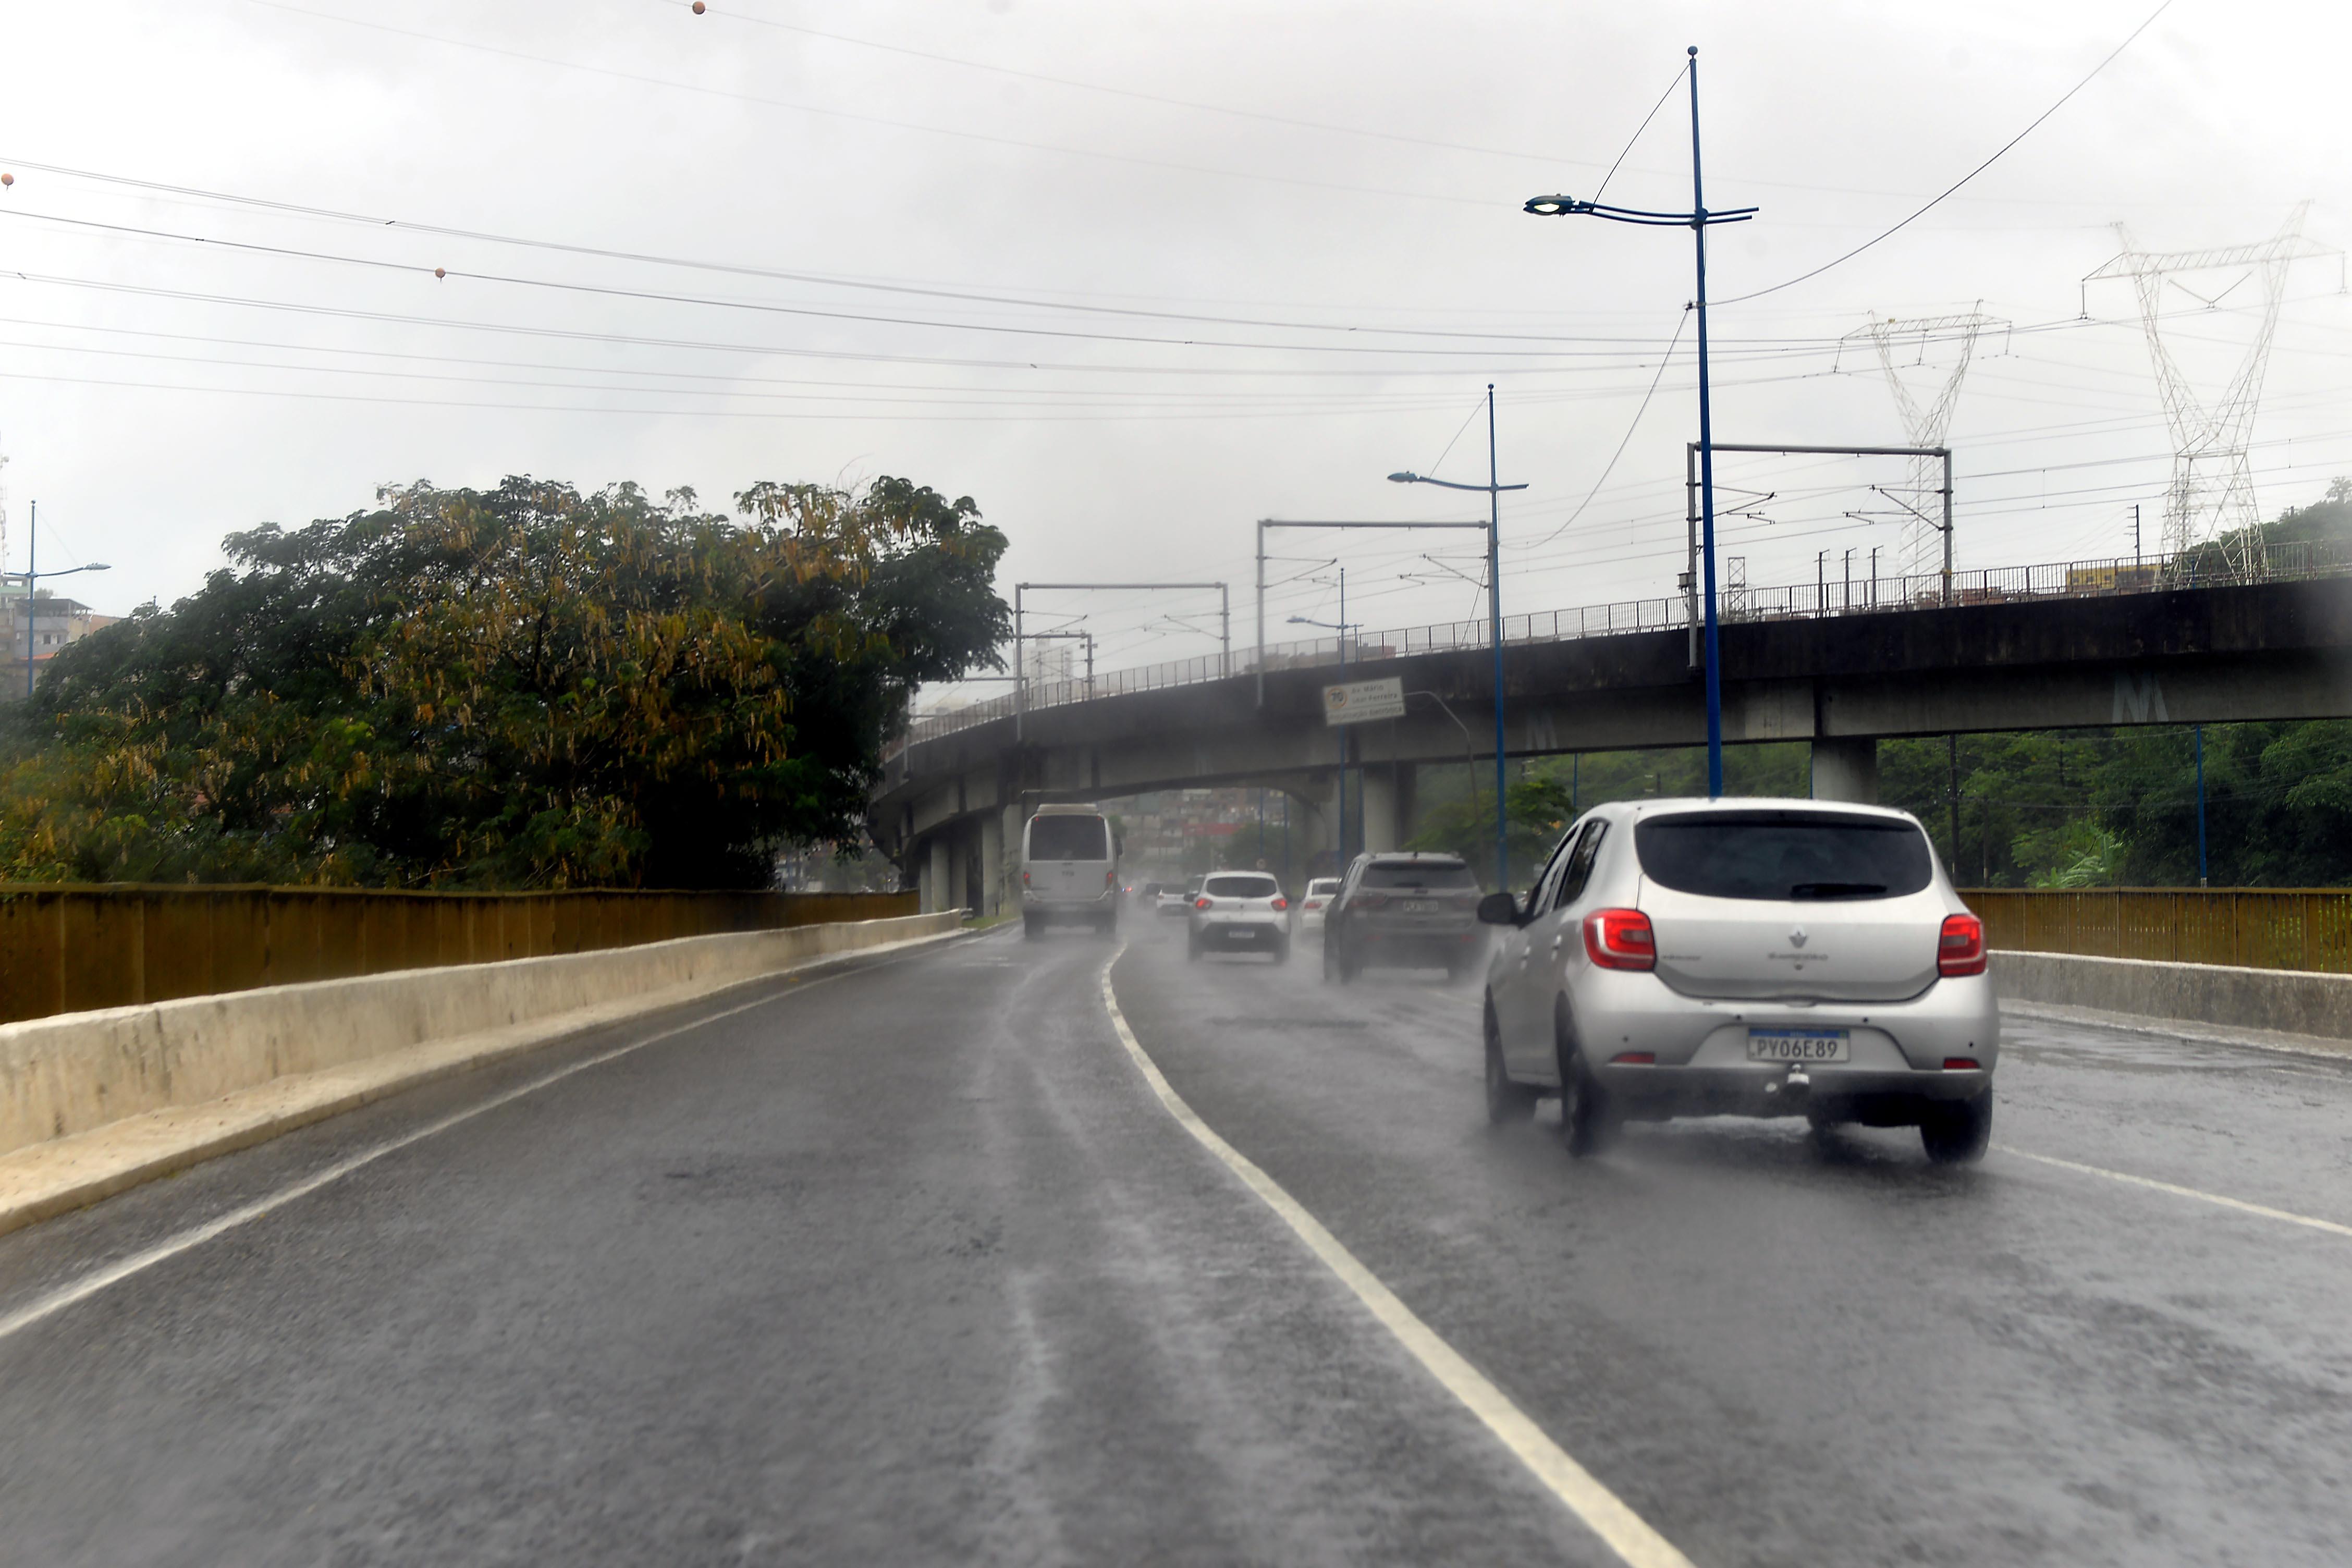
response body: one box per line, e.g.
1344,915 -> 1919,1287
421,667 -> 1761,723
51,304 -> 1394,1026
1998,996 -> 2352,1062
0,927 -> 969,1241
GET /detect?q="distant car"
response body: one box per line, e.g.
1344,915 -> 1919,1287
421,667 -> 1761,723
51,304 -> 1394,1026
1187,872 -> 1290,962
1021,804 -> 1119,939
1297,877 -> 1342,938
1477,797 -> 2000,1162
1158,876 -> 1203,918
1322,853 -> 1484,983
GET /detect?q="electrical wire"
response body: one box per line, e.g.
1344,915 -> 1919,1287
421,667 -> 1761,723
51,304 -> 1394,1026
1717,0 -> 2176,307
1514,308 -> 1692,552
1591,65 -> 1687,205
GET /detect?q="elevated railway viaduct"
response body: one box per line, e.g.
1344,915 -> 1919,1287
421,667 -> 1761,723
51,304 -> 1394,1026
871,578 -> 2352,916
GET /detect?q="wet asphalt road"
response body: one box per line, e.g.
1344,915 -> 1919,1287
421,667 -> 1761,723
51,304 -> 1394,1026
1,920 -> 2348,1565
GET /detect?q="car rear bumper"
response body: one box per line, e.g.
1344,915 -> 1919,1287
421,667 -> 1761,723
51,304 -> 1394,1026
1344,922 -> 1480,966
1570,970 -> 2000,1119
1193,918 -> 1287,948
1024,891 -> 1116,923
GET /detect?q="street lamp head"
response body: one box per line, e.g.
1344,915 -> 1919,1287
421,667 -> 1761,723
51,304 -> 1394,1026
86,562 -> 111,572
1386,472 -> 1418,484
1523,194 -> 1579,217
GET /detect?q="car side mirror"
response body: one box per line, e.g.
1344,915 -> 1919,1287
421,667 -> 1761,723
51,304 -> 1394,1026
1476,891 -> 1523,927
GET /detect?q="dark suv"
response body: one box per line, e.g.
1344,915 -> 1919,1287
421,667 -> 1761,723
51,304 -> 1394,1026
1322,852 -> 1485,983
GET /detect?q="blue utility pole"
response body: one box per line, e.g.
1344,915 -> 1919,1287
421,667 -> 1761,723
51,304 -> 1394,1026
1524,47 -> 1755,799
1485,386 -> 1509,887
2195,725 -> 2209,889
1687,47 -> 1724,797
1386,389 -> 1527,888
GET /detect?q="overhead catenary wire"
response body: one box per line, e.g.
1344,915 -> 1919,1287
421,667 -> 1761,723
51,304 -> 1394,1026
1717,0 -> 2177,307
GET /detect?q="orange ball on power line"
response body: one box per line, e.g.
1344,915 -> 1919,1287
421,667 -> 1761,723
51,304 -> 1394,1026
434,267 -> 446,279
692,2 -> 706,11
1,173 -> 13,187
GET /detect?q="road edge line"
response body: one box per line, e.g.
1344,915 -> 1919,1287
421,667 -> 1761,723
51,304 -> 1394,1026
0,928 -> 972,1243
1098,952 -> 1696,1568
1993,1143 -> 2352,1238
0,936 -> 965,1344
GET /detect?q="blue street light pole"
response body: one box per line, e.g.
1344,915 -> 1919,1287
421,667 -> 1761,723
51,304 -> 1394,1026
1388,385 -> 1527,890
16,500 -> 113,701
1525,46 -> 1756,797
1288,575 -> 1362,871
2195,724 -> 2209,889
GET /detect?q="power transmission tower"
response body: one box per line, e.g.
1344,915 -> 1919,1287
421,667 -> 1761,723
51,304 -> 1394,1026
1841,309 -> 2008,577
2082,204 -> 2339,570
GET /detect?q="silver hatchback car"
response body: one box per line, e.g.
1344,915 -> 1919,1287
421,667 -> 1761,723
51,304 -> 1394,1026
1477,797 -> 1999,1162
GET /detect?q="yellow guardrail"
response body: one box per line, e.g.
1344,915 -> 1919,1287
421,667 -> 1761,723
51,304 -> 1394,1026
0,885 -> 917,1024
1961,888 -> 2352,974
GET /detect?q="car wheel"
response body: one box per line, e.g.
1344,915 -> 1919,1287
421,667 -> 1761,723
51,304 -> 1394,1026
1271,937 -> 1291,965
1556,1014 -> 1616,1158
1919,1091 -> 1993,1165
1320,940 -> 1337,984
1023,914 -> 1042,941
1485,1001 -> 1537,1125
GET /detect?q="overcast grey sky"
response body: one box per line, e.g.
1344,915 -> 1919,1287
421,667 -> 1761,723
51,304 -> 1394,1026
1,0 -> 2345,695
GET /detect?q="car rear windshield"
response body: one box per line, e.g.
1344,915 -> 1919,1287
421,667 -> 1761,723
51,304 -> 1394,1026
1203,875 -> 1279,899
1307,880 -> 1340,895
1028,815 -> 1108,861
1635,811 -> 1932,901
1359,862 -> 1475,890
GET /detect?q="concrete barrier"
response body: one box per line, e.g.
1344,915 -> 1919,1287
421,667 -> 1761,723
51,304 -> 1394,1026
1993,949 -> 2352,1043
0,912 -> 963,1236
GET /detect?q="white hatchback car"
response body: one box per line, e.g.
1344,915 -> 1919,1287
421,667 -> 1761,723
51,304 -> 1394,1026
1478,798 -> 1999,1162
1187,872 -> 1291,963
1296,877 -> 1342,937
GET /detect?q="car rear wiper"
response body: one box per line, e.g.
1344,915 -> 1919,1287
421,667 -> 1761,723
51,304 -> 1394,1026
1788,881 -> 1886,899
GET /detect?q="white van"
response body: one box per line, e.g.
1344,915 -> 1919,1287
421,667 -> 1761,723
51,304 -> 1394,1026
1022,804 -> 1120,939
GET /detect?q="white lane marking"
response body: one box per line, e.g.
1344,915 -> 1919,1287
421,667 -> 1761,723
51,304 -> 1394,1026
1995,1144 -> 2352,1239
0,944 -> 948,1344
1099,951 -> 1696,1568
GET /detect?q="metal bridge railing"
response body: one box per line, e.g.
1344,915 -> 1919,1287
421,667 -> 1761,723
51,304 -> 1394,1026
1964,888 -> 2352,974
889,538 -> 2352,756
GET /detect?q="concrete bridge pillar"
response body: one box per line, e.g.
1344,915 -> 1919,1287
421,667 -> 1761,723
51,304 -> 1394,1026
980,811 -> 1006,919
1357,763 -> 1416,853
1811,737 -> 1880,804
921,835 -> 951,914
947,825 -> 969,913
1283,786 -> 1334,884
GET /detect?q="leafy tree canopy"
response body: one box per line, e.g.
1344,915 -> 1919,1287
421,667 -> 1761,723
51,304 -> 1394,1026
0,475 -> 1007,889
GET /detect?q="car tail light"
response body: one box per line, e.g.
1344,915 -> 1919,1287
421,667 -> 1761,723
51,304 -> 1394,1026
1943,1057 -> 1982,1071
1272,897 -> 1288,911
1021,871 -> 1031,886
1195,896 -> 1212,910
1304,898 -> 1323,910
1105,869 -> 1116,888
1582,908 -> 1656,971
1938,913 -> 1987,977
1609,1051 -> 1656,1065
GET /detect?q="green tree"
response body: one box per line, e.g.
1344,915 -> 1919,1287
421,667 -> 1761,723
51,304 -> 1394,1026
0,475 -> 1006,888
